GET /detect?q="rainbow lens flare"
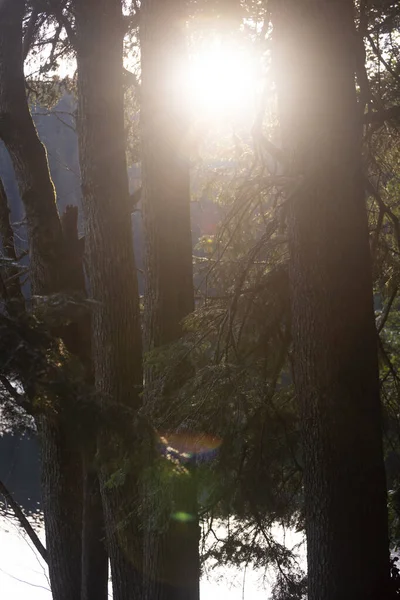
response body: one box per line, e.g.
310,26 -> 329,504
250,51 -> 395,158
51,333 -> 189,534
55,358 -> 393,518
158,431 -> 222,463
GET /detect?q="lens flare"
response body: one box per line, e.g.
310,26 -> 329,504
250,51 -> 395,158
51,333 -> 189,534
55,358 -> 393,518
171,511 -> 197,523
158,431 -> 222,463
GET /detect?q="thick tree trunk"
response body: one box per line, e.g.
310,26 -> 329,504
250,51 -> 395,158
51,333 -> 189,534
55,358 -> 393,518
75,2 -> 144,598
141,2 -> 199,599
0,4 -> 84,600
141,0 -> 194,351
271,2 -> 391,600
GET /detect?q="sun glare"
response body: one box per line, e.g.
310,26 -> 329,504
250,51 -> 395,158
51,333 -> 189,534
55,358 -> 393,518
185,38 -> 260,122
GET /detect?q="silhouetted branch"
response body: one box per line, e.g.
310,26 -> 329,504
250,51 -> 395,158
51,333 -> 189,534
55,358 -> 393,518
0,478 -> 48,563
377,286 -> 398,334
23,7 -> 40,60
367,34 -> 400,86
49,0 -> 77,48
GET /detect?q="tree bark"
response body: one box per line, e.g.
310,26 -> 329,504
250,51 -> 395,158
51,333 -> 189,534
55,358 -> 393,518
0,177 -> 25,315
0,4 -> 85,600
271,2 -> 391,599
0,4 -> 108,600
60,206 -> 109,600
39,416 -> 84,600
141,2 -> 199,598
81,446 -> 108,600
75,1 -> 144,598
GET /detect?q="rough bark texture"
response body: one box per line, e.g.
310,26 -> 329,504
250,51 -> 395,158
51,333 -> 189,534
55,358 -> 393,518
81,447 -> 108,600
60,207 -> 108,600
75,1 -> 144,598
0,177 -> 25,315
271,2 -> 391,599
0,4 -> 84,600
141,2 -> 199,599
38,416 -> 84,600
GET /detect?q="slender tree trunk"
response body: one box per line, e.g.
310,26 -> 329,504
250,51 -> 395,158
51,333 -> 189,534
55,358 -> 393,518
141,2 -> 199,598
271,2 -> 391,599
81,446 -> 108,600
75,2 -> 144,598
60,206 -> 109,600
39,417 -> 83,600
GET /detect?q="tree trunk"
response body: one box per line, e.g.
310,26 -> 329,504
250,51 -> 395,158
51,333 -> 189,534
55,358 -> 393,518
141,0 -> 194,351
60,207 -> 109,600
141,1 -> 199,598
75,2 -> 144,598
0,177 -> 25,315
38,417 -> 83,600
0,5 -> 108,600
271,2 -> 391,599
0,3 -> 84,599
81,447 -> 108,600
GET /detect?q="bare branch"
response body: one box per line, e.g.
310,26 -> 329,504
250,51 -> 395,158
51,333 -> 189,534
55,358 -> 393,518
23,7 -> 40,61
367,34 -> 400,86
377,285 -> 398,334
0,478 -> 48,563
49,0 -> 77,49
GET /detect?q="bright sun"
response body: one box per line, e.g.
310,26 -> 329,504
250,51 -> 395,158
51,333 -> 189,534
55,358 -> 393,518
185,38 -> 260,122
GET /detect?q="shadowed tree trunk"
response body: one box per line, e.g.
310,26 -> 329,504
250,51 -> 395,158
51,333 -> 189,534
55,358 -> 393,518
0,3 -> 107,599
75,1 -> 144,598
81,442 -> 109,600
0,4 -> 82,599
271,2 -> 391,599
141,1 -> 199,598
60,206 -> 108,600
0,177 -> 25,316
